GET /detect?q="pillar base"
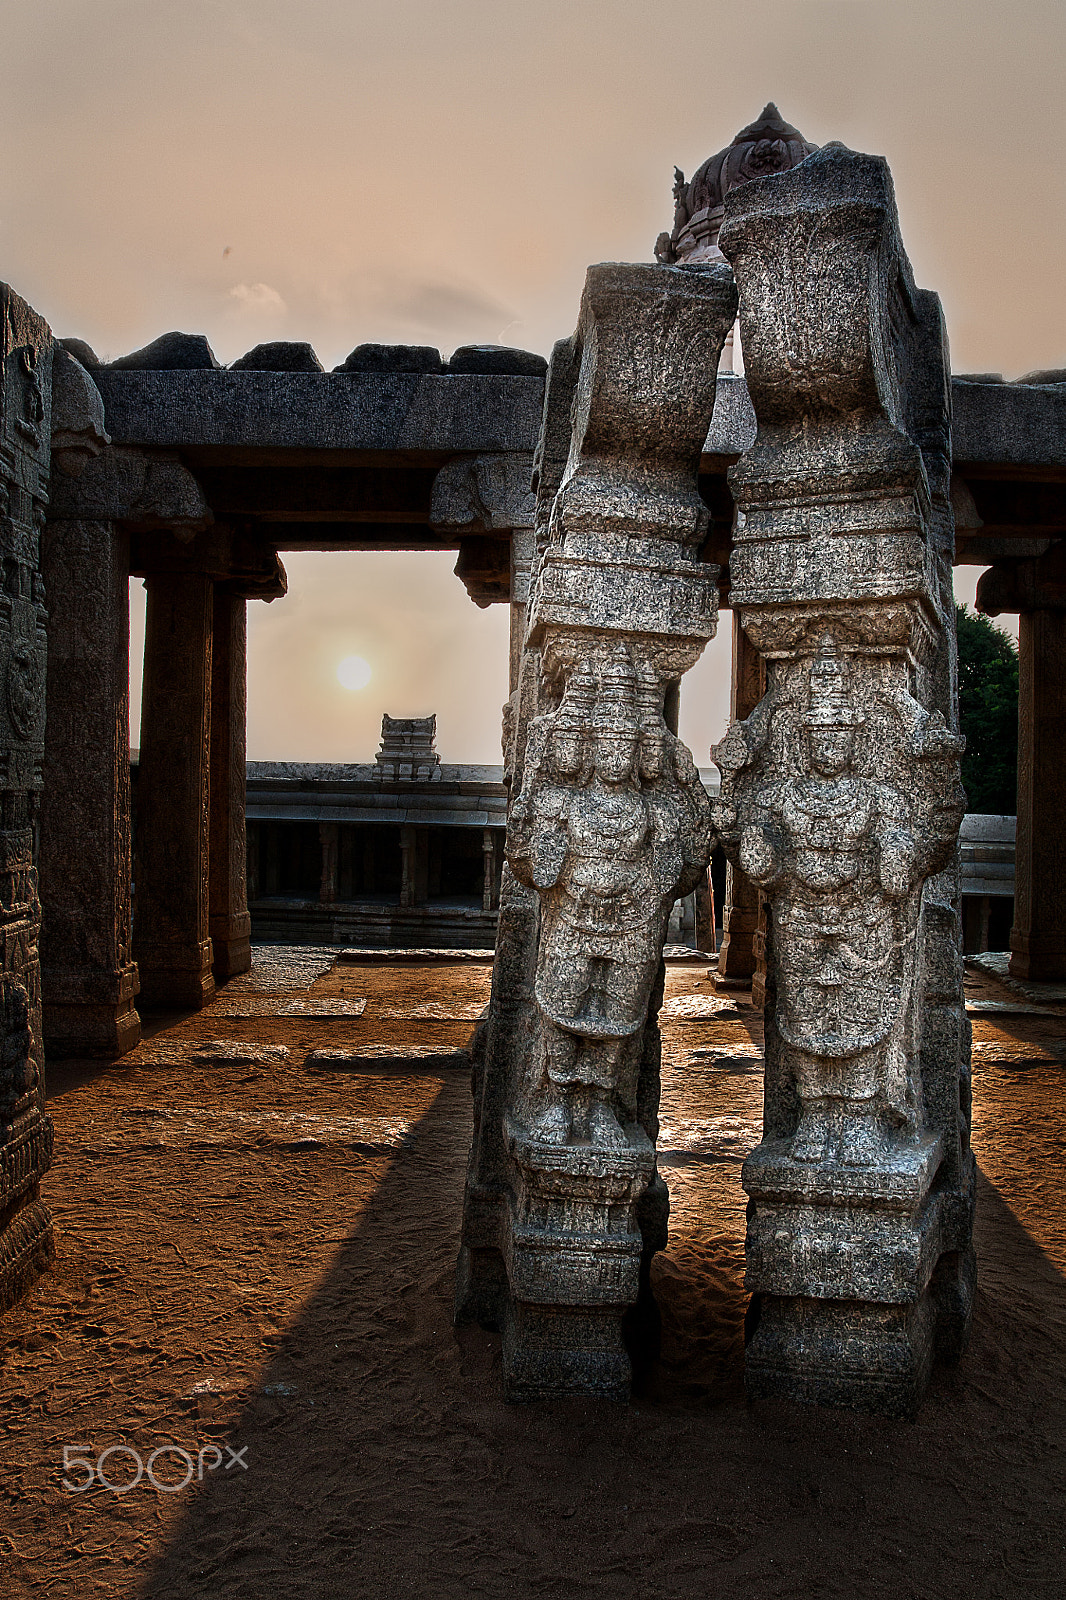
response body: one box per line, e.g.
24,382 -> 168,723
714,926 -> 758,984
742,1139 -> 975,1418
136,942 -> 215,1011
44,1001 -> 142,1060
0,1194 -> 56,1315
210,914 -> 252,982
1009,929 -> 1066,983
500,1118 -> 654,1401
42,963 -> 141,1059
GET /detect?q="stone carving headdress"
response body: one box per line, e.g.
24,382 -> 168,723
594,648 -> 638,734
803,637 -> 864,728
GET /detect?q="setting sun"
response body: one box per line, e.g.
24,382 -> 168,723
336,655 -> 372,691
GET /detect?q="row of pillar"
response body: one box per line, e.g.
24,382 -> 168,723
40,506 -> 274,1054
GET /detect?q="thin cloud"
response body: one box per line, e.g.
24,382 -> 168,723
229,281 -> 286,314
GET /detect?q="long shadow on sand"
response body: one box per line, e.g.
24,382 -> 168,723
135,1070 -> 1066,1600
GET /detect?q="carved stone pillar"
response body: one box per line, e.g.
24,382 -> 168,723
715,611 -> 764,988
134,572 -> 215,1009
318,821 -> 339,905
481,827 -> 495,914
456,261 -> 737,1399
209,587 -> 251,978
978,546 -> 1066,981
41,433 -> 212,1046
0,287 -> 55,1309
716,145 -> 974,1415
1012,609 -> 1066,978
39,519 -> 140,1055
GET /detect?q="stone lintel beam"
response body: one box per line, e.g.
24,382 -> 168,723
956,536 -> 1052,565
91,369 -> 546,457
130,525 -> 287,600
49,444 -> 211,534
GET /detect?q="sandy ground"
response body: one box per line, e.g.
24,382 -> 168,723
2,949 -> 1065,1599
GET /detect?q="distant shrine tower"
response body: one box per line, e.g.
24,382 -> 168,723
374,714 -> 442,782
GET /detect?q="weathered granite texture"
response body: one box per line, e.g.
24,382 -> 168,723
456,260 -> 737,1400
714,144 -> 974,1416
230,342 -> 323,373
448,345 -> 548,377
107,332 -> 221,370
0,283 -> 55,1309
334,343 -> 444,374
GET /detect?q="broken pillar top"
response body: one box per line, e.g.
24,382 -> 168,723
375,714 -> 441,782
655,102 -> 818,265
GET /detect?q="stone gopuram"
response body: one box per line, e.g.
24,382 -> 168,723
712,144 -> 974,1415
455,260 -> 738,1399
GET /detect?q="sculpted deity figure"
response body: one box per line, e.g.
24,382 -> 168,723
714,638 -> 963,1168
508,647 -> 710,1150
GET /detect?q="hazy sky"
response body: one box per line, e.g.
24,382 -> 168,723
8,2 -> 1056,762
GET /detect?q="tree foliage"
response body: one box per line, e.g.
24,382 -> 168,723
955,603 -> 1018,815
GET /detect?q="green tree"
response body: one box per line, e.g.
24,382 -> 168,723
955,603 -> 1018,814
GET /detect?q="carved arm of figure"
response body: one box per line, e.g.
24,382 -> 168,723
507,716 -> 572,893
670,736 -> 714,898
875,821 -> 916,900
739,818 -> 782,888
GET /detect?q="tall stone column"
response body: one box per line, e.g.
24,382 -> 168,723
134,572 -> 215,1009
456,260 -> 737,1400
715,611 -> 764,988
716,145 -> 974,1416
39,519 -> 140,1055
978,547 -> 1066,981
0,287 -> 55,1309
209,587 -> 251,979
43,413 -> 213,1036
318,822 -> 339,905
1012,608 -> 1066,978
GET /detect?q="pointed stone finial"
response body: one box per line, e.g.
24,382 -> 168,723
654,106 -> 818,265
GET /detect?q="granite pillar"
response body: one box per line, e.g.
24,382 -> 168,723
319,821 -> 339,905
1011,609 -> 1066,979
0,286 -> 55,1309
208,588 -> 252,979
456,261 -> 737,1399
133,572 -> 215,1009
715,612 -> 764,989
39,519 -> 140,1055
978,545 -> 1066,980
716,144 -> 974,1416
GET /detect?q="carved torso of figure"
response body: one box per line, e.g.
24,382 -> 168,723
779,774 -> 882,912
555,780 -> 654,937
